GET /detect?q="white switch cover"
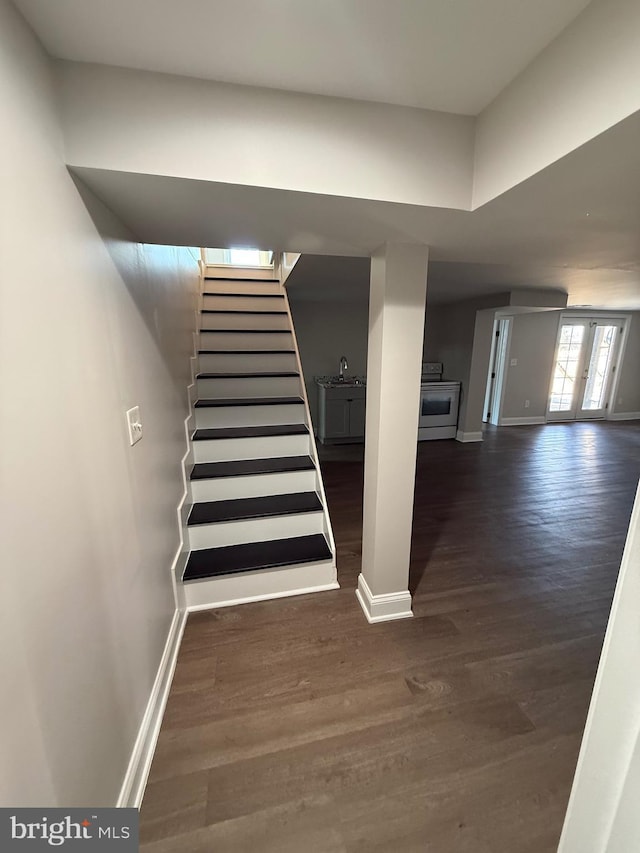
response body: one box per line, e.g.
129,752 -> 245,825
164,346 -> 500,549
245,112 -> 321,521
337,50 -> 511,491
510,358 -> 518,366
126,406 -> 143,446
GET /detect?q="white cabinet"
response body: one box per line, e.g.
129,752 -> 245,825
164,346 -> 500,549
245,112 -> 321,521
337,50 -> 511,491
317,383 -> 366,444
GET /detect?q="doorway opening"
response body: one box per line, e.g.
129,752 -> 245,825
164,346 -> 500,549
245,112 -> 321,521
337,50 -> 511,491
483,316 -> 512,425
547,315 -> 627,421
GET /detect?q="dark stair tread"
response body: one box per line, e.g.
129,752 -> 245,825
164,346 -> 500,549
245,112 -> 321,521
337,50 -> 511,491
195,396 -> 303,408
193,424 -> 308,440
197,372 -> 299,378
198,349 -> 296,355
191,456 -> 315,481
188,492 -> 322,525
200,309 -> 287,315
203,289 -> 283,294
204,278 -> 280,283
183,534 -> 331,581
200,329 -> 291,334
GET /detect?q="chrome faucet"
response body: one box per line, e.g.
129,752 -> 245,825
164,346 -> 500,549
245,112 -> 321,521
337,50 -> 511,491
339,355 -> 349,381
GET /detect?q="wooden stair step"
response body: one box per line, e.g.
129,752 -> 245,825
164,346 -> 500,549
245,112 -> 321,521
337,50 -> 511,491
196,372 -> 299,379
201,309 -> 287,315
198,349 -> 296,355
195,397 -> 303,408
200,328 -> 291,334
188,492 -> 322,525
204,277 -> 280,283
192,424 -> 308,441
190,456 -> 315,481
203,290 -> 283,296
183,534 -> 332,581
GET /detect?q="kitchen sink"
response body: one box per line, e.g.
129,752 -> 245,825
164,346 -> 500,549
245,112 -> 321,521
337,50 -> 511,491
316,375 -> 366,388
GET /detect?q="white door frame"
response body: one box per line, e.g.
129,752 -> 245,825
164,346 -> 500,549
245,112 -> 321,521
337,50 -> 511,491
483,316 -> 512,426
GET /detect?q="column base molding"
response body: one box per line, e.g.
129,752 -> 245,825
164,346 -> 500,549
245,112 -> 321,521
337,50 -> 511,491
355,574 -> 414,624
456,430 -> 483,443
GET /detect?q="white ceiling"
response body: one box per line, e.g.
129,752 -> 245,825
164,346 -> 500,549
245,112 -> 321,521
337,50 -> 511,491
15,0 -> 592,115
18,0 -> 640,308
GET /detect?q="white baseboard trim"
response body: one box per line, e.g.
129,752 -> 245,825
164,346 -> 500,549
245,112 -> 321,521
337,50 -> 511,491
355,574 -> 413,624
455,430 -> 483,443
186,579 -> 339,612
499,416 -> 547,426
117,608 -> 187,809
608,412 -> 640,421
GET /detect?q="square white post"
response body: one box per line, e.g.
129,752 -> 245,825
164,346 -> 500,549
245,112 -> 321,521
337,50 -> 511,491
356,243 -> 429,623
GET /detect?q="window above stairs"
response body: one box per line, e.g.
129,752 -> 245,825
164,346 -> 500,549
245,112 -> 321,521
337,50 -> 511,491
203,247 -> 274,268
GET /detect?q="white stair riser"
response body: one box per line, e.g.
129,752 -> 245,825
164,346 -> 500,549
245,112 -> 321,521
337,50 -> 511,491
196,376 -> 301,398
183,559 -> 338,609
200,313 -> 289,331
188,510 -> 324,549
203,280 -> 281,294
195,404 -> 306,429
199,331 -> 293,351
190,469 -> 316,502
202,294 -> 285,312
193,432 -> 310,462
198,352 -> 298,373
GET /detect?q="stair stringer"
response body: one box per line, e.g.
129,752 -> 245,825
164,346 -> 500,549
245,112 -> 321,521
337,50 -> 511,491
171,265 -> 205,612
280,284 -> 338,566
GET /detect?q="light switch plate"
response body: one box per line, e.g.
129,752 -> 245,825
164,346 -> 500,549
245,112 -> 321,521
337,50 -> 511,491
126,406 -> 143,446
510,358 -> 518,366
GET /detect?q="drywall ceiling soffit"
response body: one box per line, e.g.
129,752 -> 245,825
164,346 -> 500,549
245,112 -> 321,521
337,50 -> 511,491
70,160 -> 640,308
15,0 -> 591,115
69,100 -> 640,309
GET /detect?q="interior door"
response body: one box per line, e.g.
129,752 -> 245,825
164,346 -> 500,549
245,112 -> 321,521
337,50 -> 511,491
547,318 -> 623,421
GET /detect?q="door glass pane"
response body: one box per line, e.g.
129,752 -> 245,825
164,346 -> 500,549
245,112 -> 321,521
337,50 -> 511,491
582,325 -> 617,410
549,325 -> 585,411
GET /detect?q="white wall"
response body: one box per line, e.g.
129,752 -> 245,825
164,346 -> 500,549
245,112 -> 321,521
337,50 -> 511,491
0,0 -> 199,807
288,296 -> 369,430
558,481 -> 640,852
55,61 -> 475,211
474,0 -> 640,207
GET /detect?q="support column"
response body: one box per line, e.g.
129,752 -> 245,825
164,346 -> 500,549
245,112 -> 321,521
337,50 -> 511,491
356,243 -> 429,623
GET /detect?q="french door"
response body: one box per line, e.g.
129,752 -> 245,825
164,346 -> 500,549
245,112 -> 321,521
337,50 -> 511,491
547,317 -> 624,421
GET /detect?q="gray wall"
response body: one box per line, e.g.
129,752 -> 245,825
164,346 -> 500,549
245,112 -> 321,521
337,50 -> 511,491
291,285 -> 639,435
1,0 -> 199,807
288,296 -> 369,429
615,312 -> 640,415
501,310 -> 640,421
501,311 -> 560,420
288,293 -> 471,431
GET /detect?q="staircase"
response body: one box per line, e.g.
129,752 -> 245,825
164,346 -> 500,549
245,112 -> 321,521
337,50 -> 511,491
179,266 -> 338,609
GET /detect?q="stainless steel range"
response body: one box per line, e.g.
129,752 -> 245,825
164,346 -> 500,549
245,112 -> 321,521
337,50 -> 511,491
418,362 -> 461,441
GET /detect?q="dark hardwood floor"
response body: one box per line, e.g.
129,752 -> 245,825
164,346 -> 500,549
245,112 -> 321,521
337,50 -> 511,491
139,421 -> 640,852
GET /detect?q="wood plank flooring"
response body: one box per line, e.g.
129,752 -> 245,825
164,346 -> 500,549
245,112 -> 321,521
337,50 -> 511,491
140,421 -> 640,852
